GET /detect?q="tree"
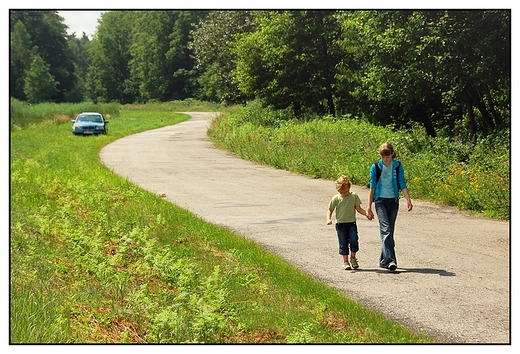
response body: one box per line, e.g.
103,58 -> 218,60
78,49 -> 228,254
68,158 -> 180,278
430,10 -> 510,138
335,10 -> 510,138
66,32 -> 91,102
88,11 -> 135,103
190,10 -> 255,103
10,10 -> 75,102
129,10 -> 207,102
10,20 -> 33,100
166,10 -> 208,100
232,10 -> 343,117
23,54 -> 58,103
128,11 -> 176,101
336,11 -> 438,134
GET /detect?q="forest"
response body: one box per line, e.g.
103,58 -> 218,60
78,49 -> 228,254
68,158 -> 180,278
10,10 -> 510,141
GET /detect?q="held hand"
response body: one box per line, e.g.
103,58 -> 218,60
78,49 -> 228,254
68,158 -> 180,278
367,209 -> 374,220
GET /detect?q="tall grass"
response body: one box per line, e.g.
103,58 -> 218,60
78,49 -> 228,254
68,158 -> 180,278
10,97 -> 121,130
10,101 -> 433,343
208,102 -> 509,219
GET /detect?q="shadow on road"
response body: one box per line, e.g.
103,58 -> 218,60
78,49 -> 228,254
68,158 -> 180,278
349,268 -> 456,276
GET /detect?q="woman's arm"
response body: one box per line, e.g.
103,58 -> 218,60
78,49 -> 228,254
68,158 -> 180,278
402,188 -> 413,211
367,188 -> 375,219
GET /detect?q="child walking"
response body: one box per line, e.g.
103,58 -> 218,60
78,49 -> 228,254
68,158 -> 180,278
327,175 -> 372,270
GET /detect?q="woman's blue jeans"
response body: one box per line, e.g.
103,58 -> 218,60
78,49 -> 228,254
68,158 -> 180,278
375,198 -> 399,267
335,222 -> 359,255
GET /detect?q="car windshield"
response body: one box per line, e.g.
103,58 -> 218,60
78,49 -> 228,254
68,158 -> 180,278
77,115 -> 103,122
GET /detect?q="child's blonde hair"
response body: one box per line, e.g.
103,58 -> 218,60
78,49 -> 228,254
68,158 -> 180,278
335,175 -> 351,192
378,142 -> 397,158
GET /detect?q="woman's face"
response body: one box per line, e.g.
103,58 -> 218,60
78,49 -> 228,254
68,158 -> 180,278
381,154 -> 393,166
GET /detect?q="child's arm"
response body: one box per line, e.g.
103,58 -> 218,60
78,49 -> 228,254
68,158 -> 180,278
326,209 -> 334,225
356,205 -> 372,220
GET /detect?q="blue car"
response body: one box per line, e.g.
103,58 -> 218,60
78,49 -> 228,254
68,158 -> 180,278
72,112 -> 109,135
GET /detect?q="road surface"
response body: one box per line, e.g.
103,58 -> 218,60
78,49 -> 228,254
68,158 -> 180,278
100,112 -> 510,343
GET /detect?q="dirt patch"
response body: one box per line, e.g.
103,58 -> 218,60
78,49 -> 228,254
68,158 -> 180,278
54,114 -> 72,123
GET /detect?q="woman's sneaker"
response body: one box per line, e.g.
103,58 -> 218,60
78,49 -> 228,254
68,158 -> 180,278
343,262 -> 351,270
350,258 -> 359,269
387,261 -> 397,271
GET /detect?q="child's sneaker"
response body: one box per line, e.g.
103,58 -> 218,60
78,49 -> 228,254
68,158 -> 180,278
350,258 -> 359,269
343,262 -> 351,270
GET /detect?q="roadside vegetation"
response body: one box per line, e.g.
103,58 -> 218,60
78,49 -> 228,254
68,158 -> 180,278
10,101 -> 434,343
208,102 -> 509,220
9,97 -> 121,130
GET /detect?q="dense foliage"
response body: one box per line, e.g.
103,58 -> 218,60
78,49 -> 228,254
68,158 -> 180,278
10,9 -> 510,141
10,11 -> 75,102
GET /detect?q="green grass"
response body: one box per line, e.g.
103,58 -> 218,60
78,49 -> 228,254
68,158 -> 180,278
208,102 -> 510,220
9,98 -> 122,131
10,101 -> 434,343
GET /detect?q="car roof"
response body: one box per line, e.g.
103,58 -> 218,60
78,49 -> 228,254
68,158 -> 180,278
79,112 -> 102,115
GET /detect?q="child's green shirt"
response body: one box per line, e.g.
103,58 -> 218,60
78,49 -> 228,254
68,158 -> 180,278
328,192 -> 361,223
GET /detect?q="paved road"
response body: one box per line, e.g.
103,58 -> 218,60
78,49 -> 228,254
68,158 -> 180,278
100,112 -> 510,343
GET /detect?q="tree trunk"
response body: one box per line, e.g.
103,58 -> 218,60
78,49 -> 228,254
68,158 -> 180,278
484,83 -> 503,126
421,114 -> 437,138
466,86 -> 495,132
327,90 -> 336,117
466,100 -> 477,142
293,101 -> 302,118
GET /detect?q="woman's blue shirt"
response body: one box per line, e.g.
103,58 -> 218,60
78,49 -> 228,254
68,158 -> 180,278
369,159 -> 408,200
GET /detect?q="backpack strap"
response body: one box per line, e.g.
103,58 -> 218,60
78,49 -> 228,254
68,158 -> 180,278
374,160 -> 402,191
374,161 -> 381,185
396,161 -> 401,191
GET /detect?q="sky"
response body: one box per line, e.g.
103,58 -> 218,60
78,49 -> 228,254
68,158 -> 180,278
58,10 -> 105,38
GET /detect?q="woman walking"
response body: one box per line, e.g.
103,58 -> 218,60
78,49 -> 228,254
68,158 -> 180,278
366,143 -> 413,271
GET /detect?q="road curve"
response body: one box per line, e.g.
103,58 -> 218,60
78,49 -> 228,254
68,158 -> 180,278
100,112 -> 510,343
